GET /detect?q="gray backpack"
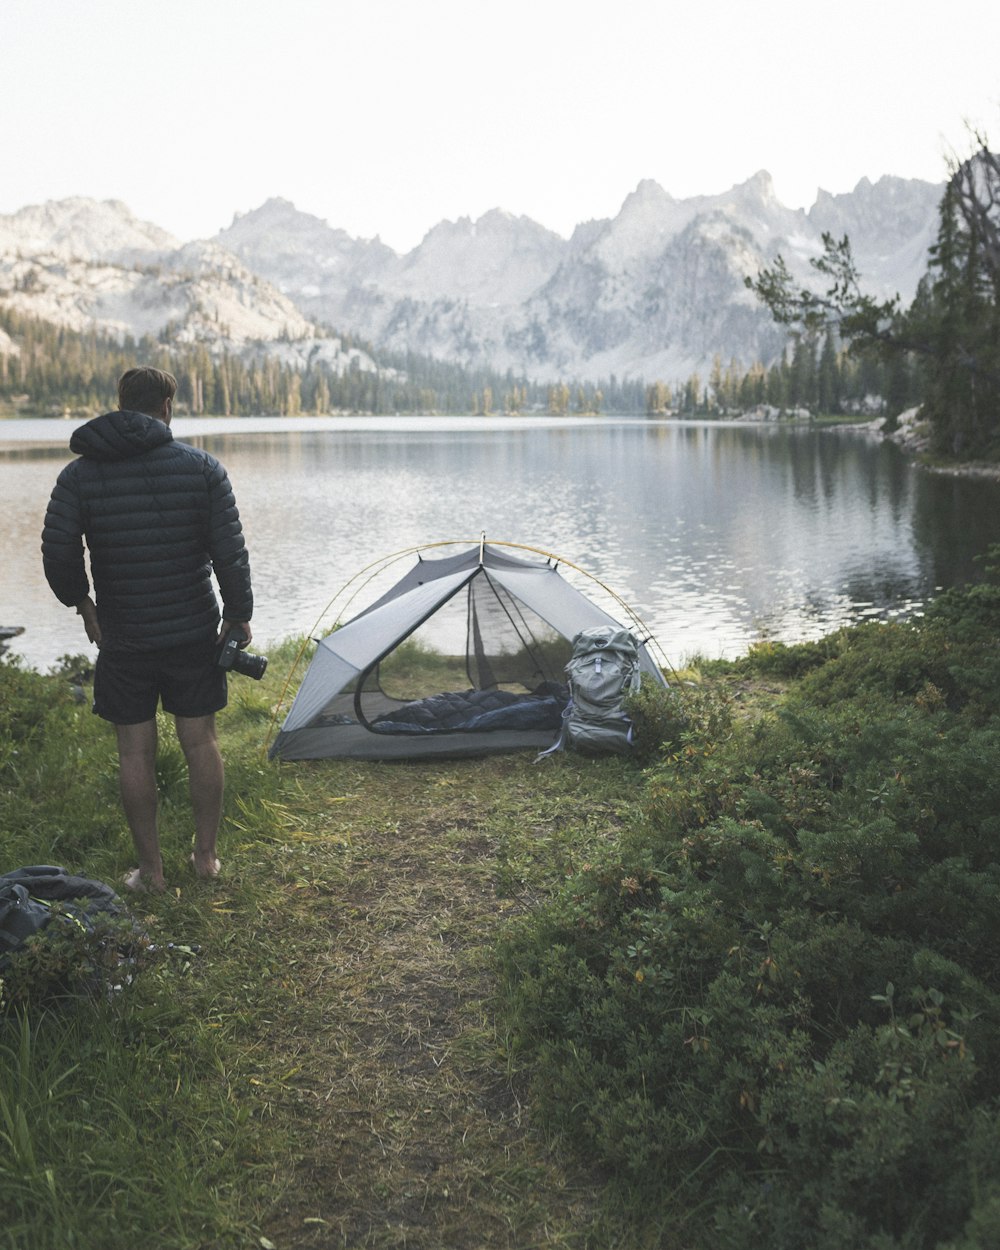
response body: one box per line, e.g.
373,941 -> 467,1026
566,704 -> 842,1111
543,626 -> 642,756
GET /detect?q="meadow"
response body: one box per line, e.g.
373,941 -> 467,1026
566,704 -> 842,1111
3,555 -> 1000,1248
0,642 -> 644,1249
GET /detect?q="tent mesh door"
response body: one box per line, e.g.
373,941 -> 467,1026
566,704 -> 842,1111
465,572 -> 569,691
355,570 -> 571,723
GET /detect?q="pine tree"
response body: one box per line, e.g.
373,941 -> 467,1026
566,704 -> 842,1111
914,158 -> 1000,455
817,330 -> 840,414
646,381 -> 671,414
709,355 -> 724,413
747,132 -> 1000,456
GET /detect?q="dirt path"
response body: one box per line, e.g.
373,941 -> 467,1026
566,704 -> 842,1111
248,761 -> 625,1249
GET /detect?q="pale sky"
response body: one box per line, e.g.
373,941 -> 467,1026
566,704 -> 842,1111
3,0 -> 998,253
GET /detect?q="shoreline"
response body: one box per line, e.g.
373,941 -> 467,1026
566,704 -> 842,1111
853,407 -> 1000,481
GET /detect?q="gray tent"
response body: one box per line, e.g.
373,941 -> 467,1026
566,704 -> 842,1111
269,543 -> 666,761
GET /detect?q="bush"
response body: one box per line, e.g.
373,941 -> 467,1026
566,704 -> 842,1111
501,572 -> 1000,1247
0,657 -> 76,745
1,906 -> 153,1009
744,636 -> 840,678
624,679 -> 692,763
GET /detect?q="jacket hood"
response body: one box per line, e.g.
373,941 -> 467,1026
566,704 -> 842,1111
69,410 -> 174,462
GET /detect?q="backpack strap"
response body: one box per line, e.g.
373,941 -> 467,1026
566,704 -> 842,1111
534,702 -> 571,761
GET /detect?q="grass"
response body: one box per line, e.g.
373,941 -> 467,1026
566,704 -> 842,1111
0,642 -> 648,1249
7,578 -> 1000,1248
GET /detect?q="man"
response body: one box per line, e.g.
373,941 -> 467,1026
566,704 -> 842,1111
42,366 -> 254,892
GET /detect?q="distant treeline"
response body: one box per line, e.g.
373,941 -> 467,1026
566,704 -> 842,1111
0,308 -> 646,418
654,332 -> 916,418
0,302 -> 916,423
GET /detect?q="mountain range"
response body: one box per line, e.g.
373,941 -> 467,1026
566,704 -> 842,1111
0,173 -> 944,384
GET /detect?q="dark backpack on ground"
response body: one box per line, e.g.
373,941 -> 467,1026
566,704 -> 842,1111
0,865 -> 130,974
541,626 -> 642,757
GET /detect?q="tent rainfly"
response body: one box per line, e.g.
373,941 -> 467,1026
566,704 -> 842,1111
269,543 -> 666,761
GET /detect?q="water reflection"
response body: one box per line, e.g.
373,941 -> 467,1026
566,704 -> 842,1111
3,418 -> 999,670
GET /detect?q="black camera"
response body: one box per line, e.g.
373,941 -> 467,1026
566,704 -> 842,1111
216,624 -> 268,681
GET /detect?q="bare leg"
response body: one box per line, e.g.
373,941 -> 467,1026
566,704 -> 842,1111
175,713 -> 223,877
115,719 -> 165,891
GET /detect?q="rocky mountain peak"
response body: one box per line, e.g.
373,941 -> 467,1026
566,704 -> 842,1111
735,169 -> 779,204
0,172 -> 947,385
394,208 -> 566,305
0,196 -> 179,261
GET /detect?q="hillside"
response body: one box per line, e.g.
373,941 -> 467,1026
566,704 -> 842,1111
0,172 -> 942,386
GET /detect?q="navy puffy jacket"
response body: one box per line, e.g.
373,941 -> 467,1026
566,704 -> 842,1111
41,410 -> 253,651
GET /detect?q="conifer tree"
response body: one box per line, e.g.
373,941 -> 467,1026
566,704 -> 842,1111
746,129 -> 1000,456
817,330 -> 840,414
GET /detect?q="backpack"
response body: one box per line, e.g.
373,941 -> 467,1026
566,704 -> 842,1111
542,626 -> 642,757
0,866 -> 138,999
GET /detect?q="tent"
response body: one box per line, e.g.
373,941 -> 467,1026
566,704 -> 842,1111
268,542 -> 667,761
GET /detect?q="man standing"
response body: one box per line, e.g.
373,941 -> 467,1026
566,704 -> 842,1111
42,366 -> 254,892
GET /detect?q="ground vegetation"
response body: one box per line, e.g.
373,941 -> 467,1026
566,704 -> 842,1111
0,644 -> 639,1249
503,551 -> 1000,1247
3,552 -> 1000,1246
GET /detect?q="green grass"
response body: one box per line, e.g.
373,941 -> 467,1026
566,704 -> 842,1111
0,642 -> 645,1249
10,581 -> 1000,1249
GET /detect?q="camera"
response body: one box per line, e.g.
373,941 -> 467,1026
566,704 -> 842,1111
216,624 -> 268,681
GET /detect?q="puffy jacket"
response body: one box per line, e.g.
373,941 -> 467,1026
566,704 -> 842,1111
41,410 -> 253,651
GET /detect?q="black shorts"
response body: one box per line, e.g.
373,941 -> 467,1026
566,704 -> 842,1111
93,641 -> 227,725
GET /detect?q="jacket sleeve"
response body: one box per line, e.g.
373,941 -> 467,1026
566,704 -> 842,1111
41,465 -> 91,608
205,461 -> 253,622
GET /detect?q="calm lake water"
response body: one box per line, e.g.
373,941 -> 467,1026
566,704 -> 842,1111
4,414 -> 1000,672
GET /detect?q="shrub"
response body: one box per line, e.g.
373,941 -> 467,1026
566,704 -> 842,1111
744,636 -> 840,678
501,570 -> 1000,1246
624,679 -> 692,763
0,657 -> 76,745
1,906 -> 153,1009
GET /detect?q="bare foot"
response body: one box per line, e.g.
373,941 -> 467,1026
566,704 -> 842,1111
189,852 -> 221,879
123,867 -> 165,893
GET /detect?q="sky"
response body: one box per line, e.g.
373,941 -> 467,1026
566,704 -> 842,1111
2,0 -> 998,254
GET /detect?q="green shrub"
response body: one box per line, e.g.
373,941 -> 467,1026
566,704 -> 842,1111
501,570 -> 1000,1246
744,636 -> 840,678
624,679 -> 692,763
0,658 -> 76,746
1,907 -> 153,1010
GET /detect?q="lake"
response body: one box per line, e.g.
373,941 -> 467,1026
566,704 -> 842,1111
3,414 -> 1000,672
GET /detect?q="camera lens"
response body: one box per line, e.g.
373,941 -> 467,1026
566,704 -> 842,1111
233,649 -> 268,681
